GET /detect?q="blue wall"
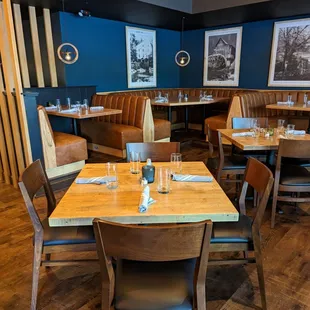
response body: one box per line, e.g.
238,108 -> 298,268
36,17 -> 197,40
59,12 -> 181,92
181,16 -> 310,89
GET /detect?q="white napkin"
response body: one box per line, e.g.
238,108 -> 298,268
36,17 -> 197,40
138,186 -> 156,213
277,102 -> 289,105
155,98 -> 167,103
293,130 -> 306,135
75,176 -> 116,184
232,132 -> 255,137
172,174 -> 213,182
60,108 -> 77,113
45,106 -> 57,111
90,106 -> 104,111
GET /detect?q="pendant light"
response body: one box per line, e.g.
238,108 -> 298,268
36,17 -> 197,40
175,17 -> 190,67
57,0 -> 79,65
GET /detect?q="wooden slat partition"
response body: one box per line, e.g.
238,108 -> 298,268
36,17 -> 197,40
3,0 -> 33,167
13,3 -> 30,88
28,6 -> 45,87
43,8 -> 58,87
0,65 -> 11,185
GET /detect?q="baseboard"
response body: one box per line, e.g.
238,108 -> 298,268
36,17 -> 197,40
87,143 -> 126,158
171,122 -> 185,130
46,161 -> 85,179
155,138 -> 170,142
188,123 -> 202,131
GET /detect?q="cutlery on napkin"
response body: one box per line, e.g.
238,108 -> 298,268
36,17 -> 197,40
172,174 -> 213,182
155,99 -> 167,103
277,101 -> 293,105
45,106 -> 57,111
75,176 -> 116,185
60,108 -> 77,113
232,132 -> 255,137
90,106 -> 104,111
293,130 -> 306,135
138,185 -> 156,213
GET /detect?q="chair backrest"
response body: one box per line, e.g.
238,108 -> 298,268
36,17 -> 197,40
126,142 -> 180,162
18,160 -> 56,233
277,139 -> 310,160
207,127 -> 225,182
232,117 -> 269,129
238,158 -> 274,229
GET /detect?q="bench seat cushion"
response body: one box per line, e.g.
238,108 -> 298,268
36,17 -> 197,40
54,132 -> 88,167
154,119 -> 171,141
81,121 -> 143,150
204,113 -> 227,133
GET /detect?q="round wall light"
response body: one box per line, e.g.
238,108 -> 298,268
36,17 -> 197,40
175,50 -> 190,67
57,43 -> 79,65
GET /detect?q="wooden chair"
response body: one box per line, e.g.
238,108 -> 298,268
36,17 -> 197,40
232,117 -> 269,129
210,158 -> 274,310
93,219 -> 213,310
19,160 -> 97,310
207,127 -> 247,184
126,142 -> 180,162
271,139 -> 310,228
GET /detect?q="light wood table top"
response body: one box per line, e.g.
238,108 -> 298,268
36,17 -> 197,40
49,162 -> 239,227
266,103 -> 310,112
151,96 -> 229,107
46,108 -> 122,119
219,129 -> 310,151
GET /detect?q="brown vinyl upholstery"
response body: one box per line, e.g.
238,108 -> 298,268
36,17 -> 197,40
154,118 -> 171,140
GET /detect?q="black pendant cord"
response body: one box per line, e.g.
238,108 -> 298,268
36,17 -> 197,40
181,17 -> 185,50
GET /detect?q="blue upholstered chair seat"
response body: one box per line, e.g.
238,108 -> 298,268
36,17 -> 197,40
114,259 -> 195,310
42,219 -> 95,246
207,154 -> 247,171
211,215 -> 252,244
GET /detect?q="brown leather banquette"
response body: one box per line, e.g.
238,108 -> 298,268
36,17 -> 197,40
235,91 -> 310,129
80,94 -> 171,158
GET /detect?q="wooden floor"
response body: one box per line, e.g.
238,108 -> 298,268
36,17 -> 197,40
1,135 -> 309,310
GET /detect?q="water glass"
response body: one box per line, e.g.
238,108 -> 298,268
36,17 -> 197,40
199,91 -> 203,100
285,124 -> 295,138
170,153 -> 182,174
56,98 -> 61,112
165,93 -> 169,103
287,95 -> 293,105
130,151 -> 140,174
75,102 -> 82,114
83,99 -> 89,111
158,91 -> 162,98
304,94 -> 308,105
66,97 -> 71,109
157,167 -> 171,194
106,162 -> 118,189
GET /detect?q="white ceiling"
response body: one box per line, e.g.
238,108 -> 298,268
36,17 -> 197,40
138,0 -> 272,14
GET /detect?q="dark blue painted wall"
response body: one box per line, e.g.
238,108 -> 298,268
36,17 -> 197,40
59,12 -> 181,92
181,16 -> 310,89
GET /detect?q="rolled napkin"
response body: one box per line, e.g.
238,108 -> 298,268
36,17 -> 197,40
232,132 -> 255,137
90,106 -> 104,111
138,186 -> 156,213
155,98 -> 167,103
172,174 -> 213,182
277,101 -> 290,105
293,130 -> 306,135
75,176 -> 116,184
45,106 -> 57,111
60,108 -> 77,113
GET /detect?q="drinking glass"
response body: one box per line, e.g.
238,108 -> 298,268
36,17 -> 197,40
287,95 -> 293,105
75,101 -> 82,114
158,91 -> 162,98
285,124 -> 295,138
165,93 -> 169,103
157,167 -> 171,194
83,99 -> 89,111
66,97 -> 71,109
130,151 -> 140,174
170,153 -> 182,174
304,93 -> 308,105
199,91 -> 203,100
106,162 -> 118,189
56,99 -> 61,112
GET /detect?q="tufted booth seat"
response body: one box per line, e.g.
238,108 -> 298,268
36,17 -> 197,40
236,91 -> 310,129
80,94 -> 171,158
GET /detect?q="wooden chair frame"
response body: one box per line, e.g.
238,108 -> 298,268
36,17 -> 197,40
271,139 -> 310,228
93,219 -> 213,310
126,142 -> 180,162
210,158 -> 274,310
19,160 -> 96,310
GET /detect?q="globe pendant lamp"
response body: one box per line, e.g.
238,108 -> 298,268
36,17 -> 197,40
175,17 -> 190,67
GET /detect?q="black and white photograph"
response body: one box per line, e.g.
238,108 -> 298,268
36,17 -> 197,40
268,18 -> 310,87
126,26 -> 157,88
203,27 -> 243,87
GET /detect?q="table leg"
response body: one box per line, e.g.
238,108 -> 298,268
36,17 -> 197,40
267,150 -> 276,166
168,107 -> 172,123
185,106 -> 189,132
202,105 -> 206,134
73,119 -> 78,135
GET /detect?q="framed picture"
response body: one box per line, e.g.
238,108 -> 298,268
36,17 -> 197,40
268,18 -> 310,87
203,27 -> 243,87
125,26 -> 157,88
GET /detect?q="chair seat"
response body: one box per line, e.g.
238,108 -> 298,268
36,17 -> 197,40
282,157 -> 310,168
280,165 -> 310,186
54,132 -> 88,167
115,259 -> 195,310
154,119 -> 171,141
42,219 -> 95,246
207,154 -> 247,171
211,215 -> 252,244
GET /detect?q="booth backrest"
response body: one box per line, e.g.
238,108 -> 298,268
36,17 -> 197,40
91,94 -> 147,129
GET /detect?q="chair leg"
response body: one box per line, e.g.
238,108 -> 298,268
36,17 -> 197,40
31,236 -> 43,310
271,193 -> 278,229
253,234 -> 267,310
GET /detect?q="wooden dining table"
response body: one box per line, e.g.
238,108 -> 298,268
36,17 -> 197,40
151,96 -> 230,131
48,161 -> 239,227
